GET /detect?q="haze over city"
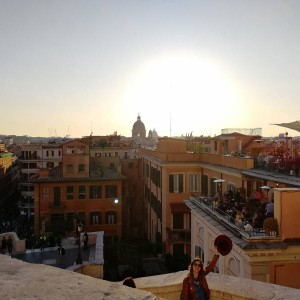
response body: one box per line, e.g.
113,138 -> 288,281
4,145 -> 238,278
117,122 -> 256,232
1,1 -> 300,138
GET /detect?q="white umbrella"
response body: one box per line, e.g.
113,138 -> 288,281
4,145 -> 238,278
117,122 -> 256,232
260,186 -> 271,190
214,179 -> 225,183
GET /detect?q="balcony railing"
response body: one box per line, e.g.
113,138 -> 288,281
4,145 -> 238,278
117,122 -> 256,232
254,156 -> 300,177
191,196 -> 279,239
167,228 -> 191,242
48,202 -> 65,209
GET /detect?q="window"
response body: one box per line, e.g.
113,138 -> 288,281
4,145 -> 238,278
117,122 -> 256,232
195,246 -> 204,262
42,187 -> 49,201
105,185 -> 117,198
90,185 -> 102,199
173,213 -> 184,229
66,186 -> 74,200
115,152 -> 118,156
169,174 -> 184,193
106,211 -> 117,224
47,162 -> 54,168
78,164 -> 85,172
90,212 -> 101,225
189,174 -> 200,192
210,178 -> 217,196
53,187 -> 61,207
227,183 -> 236,195
46,150 -> 54,157
79,186 -> 86,200
66,147 -> 75,154
66,164 -> 74,173
201,175 -> 208,196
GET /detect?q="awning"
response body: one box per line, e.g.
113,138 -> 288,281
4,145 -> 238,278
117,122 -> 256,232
272,120 -> 300,133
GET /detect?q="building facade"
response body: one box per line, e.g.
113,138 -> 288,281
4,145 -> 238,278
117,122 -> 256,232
33,140 -> 126,244
185,188 -> 300,289
19,143 -> 62,219
140,136 -> 300,290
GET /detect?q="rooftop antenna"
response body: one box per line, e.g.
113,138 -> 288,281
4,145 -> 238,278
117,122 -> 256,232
91,121 -> 93,136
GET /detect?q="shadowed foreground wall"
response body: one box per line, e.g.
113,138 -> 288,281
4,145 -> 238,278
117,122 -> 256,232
1,255 -> 300,300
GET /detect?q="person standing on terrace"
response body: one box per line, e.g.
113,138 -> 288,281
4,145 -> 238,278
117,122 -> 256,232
182,247 -> 219,299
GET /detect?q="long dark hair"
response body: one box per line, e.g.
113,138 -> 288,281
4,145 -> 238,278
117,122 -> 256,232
188,257 -> 205,276
123,277 -> 136,288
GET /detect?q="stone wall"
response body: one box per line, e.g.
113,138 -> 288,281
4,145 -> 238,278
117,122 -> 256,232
1,255 -> 300,300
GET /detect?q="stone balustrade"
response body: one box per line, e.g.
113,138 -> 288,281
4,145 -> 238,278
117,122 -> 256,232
1,254 -> 300,299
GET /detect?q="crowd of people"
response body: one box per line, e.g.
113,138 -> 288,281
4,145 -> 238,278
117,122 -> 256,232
210,189 -> 274,234
256,150 -> 300,176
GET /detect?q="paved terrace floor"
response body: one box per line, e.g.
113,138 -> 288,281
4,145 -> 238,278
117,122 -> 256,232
9,237 -> 93,270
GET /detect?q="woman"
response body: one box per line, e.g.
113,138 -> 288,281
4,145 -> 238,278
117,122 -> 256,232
182,247 -> 219,300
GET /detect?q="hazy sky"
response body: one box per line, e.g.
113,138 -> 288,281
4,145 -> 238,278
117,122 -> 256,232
1,0 -> 300,138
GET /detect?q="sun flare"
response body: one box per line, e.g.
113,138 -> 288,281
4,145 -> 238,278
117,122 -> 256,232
122,54 -> 241,136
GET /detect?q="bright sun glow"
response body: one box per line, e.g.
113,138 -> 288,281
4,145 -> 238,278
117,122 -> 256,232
122,54 -> 242,136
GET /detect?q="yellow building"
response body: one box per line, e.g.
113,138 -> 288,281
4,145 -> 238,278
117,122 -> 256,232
141,137 -> 300,288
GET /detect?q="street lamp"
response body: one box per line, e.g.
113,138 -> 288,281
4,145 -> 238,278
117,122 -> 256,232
76,222 -> 83,265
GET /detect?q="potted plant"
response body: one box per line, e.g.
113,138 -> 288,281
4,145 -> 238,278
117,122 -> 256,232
263,217 -> 279,236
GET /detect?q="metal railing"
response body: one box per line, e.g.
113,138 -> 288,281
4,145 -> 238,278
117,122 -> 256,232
191,196 -> 278,239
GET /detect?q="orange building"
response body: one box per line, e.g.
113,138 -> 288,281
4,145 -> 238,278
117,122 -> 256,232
33,140 -> 126,243
141,138 -> 204,256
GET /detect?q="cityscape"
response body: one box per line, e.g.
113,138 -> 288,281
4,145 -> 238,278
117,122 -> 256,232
1,114 -> 300,297
1,1 -> 300,299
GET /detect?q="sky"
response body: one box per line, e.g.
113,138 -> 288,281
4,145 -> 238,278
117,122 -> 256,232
1,0 -> 300,139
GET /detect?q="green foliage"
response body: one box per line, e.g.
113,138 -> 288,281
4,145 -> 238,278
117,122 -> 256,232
263,217 -> 279,233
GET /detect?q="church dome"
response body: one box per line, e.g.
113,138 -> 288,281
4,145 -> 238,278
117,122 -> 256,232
132,114 -> 146,142
132,114 -> 145,132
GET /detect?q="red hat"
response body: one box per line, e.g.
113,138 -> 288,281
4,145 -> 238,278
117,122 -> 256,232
214,235 -> 232,256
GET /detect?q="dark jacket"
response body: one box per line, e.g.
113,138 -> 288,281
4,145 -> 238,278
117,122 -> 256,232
182,255 -> 219,300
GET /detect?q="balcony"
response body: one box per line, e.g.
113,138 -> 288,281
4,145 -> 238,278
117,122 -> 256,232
48,202 -> 65,209
166,228 -> 191,242
191,196 -> 278,239
254,156 -> 300,177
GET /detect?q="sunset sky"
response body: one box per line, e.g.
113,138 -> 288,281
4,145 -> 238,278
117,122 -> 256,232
1,1 -> 300,138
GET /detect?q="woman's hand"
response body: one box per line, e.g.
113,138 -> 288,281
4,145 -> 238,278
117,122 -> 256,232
214,245 -> 220,256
